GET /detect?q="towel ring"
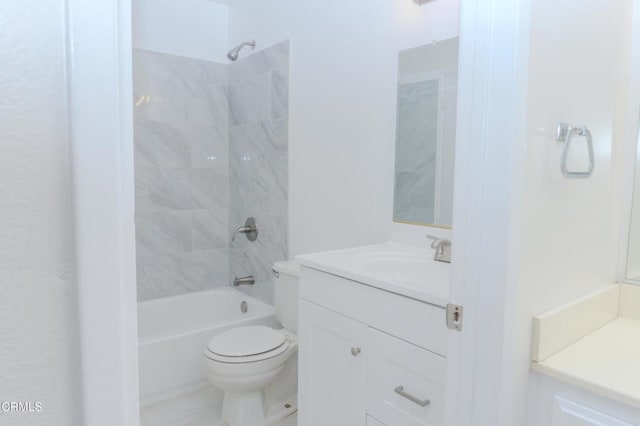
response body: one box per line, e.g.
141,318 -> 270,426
556,122 -> 594,179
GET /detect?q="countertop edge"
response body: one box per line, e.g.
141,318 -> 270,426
532,361 -> 640,409
296,258 -> 449,308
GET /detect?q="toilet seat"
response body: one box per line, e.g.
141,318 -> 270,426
205,325 -> 291,364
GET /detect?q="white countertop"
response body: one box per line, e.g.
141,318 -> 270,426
533,317 -> 640,408
296,242 -> 450,307
531,284 -> 640,409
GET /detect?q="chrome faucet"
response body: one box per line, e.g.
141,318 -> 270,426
426,235 -> 451,263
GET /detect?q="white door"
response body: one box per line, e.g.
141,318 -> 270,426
298,300 -> 367,426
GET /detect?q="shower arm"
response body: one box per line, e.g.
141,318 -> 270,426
227,40 -> 256,61
236,41 -> 255,50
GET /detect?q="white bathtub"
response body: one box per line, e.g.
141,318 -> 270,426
138,288 -> 279,404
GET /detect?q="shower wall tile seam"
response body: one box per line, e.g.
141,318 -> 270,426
228,40 -> 290,305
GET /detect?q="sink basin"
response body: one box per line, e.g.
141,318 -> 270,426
296,242 -> 451,306
360,257 -> 430,286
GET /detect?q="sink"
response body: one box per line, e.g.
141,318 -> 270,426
296,242 -> 451,306
360,257 -> 430,286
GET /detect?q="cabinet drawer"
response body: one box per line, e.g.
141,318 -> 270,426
367,328 -> 445,426
300,267 -> 447,355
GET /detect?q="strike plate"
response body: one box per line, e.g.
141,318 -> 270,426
446,303 -> 463,331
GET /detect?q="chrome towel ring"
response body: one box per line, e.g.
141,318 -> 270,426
556,122 -> 595,179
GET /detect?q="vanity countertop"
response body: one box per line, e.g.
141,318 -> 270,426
531,284 -> 640,408
533,317 -> 640,408
296,242 -> 450,307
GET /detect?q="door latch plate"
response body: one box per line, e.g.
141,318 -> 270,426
446,303 -> 463,331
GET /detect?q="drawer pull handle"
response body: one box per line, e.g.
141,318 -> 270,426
394,386 -> 430,407
350,347 -> 361,356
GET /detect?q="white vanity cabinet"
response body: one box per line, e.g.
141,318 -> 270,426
551,397 -> 635,426
298,266 -> 448,426
534,374 -> 640,426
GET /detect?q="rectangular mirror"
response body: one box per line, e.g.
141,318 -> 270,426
627,131 -> 640,282
393,37 -> 459,228
624,17 -> 640,285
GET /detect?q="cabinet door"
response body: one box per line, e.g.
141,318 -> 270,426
299,300 -> 367,426
552,397 -> 636,426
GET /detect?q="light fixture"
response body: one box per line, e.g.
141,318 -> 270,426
413,0 -> 435,5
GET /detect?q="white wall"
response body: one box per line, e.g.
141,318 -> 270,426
505,1 -> 634,423
229,0 -> 460,255
0,1 -> 82,425
133,0 -> 228,62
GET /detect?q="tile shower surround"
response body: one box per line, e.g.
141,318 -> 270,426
134,42 -> 289,303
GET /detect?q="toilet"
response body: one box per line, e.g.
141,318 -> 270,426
204,261 -> 299,426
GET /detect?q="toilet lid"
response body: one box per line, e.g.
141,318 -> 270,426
206,325 -> 287,357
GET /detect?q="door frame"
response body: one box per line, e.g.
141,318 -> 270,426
445,0 -> 531,424
68,0 -> 534,424
66,0 -> 139,424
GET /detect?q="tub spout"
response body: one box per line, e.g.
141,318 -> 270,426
233,276 -> 255,286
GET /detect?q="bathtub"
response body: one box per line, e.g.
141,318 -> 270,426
138,287 -> 279,404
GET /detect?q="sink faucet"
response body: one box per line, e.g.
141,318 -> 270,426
426,235 -> 451,263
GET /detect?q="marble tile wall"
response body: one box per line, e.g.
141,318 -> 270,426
134,49 -> 230,301
133,43 -> 289,304
393,79 -> 439,225
228,41 -> 290,304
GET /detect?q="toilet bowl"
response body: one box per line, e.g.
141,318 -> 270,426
203,261 -> 299,426
204,325 -> 297,426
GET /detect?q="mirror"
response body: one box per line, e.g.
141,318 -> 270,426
627,133 -> 640,282
393,38 -> 459,228
624,17 -> 640,284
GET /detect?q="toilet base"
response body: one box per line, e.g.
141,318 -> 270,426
222,390 -> 267,426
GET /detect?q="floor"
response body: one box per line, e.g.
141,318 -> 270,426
140,385 -> 297,426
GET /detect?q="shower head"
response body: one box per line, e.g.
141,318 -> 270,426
227,40 -> 256,61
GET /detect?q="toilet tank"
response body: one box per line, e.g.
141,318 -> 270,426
273,261 -> 300,333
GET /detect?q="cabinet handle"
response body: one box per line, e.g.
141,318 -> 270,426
350,347 -> 361,356
394,386 -> 430,407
